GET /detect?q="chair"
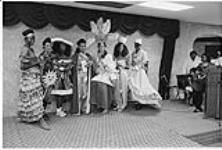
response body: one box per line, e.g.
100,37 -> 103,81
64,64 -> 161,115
176,74 -> 192,103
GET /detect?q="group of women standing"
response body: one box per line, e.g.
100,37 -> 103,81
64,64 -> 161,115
18,28 -> 162,130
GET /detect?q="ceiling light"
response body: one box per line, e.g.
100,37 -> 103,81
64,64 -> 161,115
137,1 -> 194,11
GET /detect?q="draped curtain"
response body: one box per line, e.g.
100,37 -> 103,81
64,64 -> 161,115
3,2 -> 180,96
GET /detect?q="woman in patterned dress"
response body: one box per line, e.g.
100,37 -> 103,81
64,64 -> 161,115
18,29 -> 50,130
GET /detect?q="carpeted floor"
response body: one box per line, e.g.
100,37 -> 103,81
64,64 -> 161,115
3,101 -> 203,148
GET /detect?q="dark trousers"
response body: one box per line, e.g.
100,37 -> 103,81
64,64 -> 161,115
55,95 -> 72,109
43,99 -> 48,110
42,87 -> 52,110
193,91 -> 203,110
55,96 -> 66,108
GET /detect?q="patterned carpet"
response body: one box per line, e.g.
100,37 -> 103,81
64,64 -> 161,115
3,103 -> 201,148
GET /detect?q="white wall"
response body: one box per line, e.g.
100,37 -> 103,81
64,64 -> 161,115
170,22 -> 222,86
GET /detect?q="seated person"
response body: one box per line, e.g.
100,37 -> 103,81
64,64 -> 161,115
185,72 -> 194,106
90,41 -> 117,114
189,67 -> 206,112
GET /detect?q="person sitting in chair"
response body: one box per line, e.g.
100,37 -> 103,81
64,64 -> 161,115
90,41 -> 117,114
189,67 -> 206,112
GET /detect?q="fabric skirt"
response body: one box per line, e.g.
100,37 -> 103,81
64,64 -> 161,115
113,68 -> 129,110
90,81 -> 113,110
18,70 -> 44,122
128,68 -> 162,109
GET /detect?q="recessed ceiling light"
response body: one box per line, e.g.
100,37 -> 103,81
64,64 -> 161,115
137,1 -> 194,11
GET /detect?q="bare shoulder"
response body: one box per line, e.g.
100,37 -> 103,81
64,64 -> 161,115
19,46 -> 29,57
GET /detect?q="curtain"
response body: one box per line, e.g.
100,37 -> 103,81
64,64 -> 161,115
3,2 -> 180,97
3,2 -> 179,38
158,37 -> 177,98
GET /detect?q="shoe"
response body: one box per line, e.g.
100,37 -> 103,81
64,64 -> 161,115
193,109 -> 198,113
198,108 -> 203,112
118,108 -> 123,112
113,107 -> 118,111
72,112 -> 81,116
135,104 -> 142,110
39,118 -> 51,130
56,108 -> 67,117
102,109 -> 108,114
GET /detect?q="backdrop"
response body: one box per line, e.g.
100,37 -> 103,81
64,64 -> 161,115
3,2 -> 180,96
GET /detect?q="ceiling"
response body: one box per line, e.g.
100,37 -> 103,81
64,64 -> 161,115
42,1 -> 222,25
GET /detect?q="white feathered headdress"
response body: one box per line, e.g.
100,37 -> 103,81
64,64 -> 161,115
86,17 -> 119,47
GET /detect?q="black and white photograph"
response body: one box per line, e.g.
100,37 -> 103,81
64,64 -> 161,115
2,0 -> 222,148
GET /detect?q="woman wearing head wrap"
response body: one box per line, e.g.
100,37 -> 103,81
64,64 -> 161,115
18,29 -> 50,130
128,39 -> 162,110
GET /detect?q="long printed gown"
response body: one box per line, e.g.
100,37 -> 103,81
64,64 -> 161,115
128,49 -> 162,108
18,45 -> 44,122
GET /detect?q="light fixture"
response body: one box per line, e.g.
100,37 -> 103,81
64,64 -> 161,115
137,1 -> 194,11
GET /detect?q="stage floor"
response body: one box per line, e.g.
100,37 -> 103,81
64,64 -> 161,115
3,100 -> 221,148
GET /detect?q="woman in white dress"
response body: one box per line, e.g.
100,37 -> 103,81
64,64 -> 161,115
90,41 -> 117,114
113,42 -> 130,111
128,39 -> 162,109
